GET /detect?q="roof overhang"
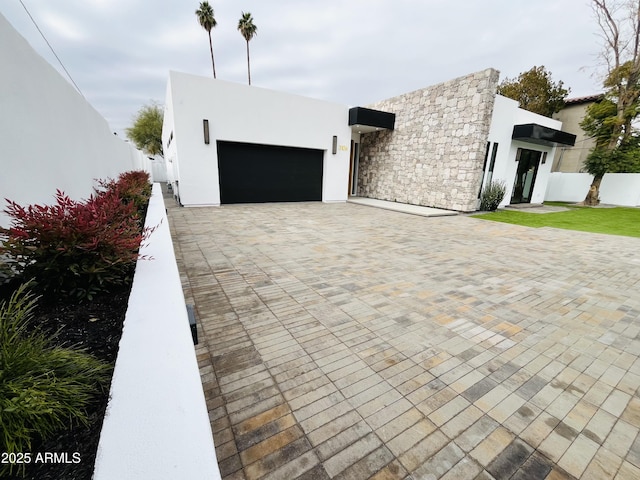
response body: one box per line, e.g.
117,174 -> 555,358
512,123 -> 576,147
349,107 -> 395,133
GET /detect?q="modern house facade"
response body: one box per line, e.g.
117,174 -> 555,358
163,68 -> 576,212
163,71 -> 353,206
484,95 -> 576,207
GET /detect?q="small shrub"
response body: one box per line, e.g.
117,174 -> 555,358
0,284 -> 111,475
97,170 -> 152,224
1,184 -> 152,301
480,180 -> 507,211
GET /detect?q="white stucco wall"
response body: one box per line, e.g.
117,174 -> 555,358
600,174 -> 640,206
485,95 -> 560,206
161,86 -> 179,193
94,184 -> 220,480
0,13 -> 139,227
163,71 -> 351,205
546,172 -> 640,206
545,173 -> 594,202
484,95 -> 518,205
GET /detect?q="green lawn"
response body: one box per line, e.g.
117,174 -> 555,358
472,203 -> 640,238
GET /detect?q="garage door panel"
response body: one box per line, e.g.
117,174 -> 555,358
218,141 -> 323,204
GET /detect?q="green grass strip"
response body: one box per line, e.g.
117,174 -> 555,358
472,206 -> 640,238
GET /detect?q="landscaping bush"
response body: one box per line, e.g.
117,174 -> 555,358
480,180 -> 507,211
97,170 -> 152,225
0,171 -> 154,301
0,284 -> 111,476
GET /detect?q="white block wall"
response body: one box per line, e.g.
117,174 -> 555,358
600,173 -> 640,206
546,172 -> 640,206
0,13 -> 140,227
545,173 -> 594,202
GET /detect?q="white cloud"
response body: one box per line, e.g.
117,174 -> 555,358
1,0 -> 605,135
40,11 -> 86,41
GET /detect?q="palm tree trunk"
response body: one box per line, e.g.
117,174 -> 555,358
208,32 -> 216,79
246,40 -> 251,85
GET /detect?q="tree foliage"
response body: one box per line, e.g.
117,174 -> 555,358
238,11 -> 257,85
580,98 -> 618,149
583,137 -> 640,178
196,1 -> 217,78
125,102 -> 163,157
580,0 -> 640,204
497,66 -> 570,117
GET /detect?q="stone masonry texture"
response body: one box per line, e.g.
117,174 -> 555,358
357,68 -> 500,212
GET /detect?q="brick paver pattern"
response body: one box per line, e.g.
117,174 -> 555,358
167,198 -> 640,480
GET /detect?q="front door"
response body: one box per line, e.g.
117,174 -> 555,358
510,148 -> 541,204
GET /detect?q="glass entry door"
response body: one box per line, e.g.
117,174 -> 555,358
510,148 -> 542,204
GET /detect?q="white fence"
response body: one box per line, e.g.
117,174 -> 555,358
0,14 -> 143,227
545,172 -> 640,206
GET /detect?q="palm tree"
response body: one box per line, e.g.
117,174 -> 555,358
196,1 -> 217,79
237,12 -> 257,85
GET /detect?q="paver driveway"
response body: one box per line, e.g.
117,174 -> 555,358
167,199 -> 640,480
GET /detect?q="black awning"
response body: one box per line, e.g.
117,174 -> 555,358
512,123 -> 576,147
348,107 -> 395,130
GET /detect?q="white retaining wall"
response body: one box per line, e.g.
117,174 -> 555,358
0,13 -> 141,227
546,172 -> 640,206
94,184 -> 220,480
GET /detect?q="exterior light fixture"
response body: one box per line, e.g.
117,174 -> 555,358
332,136 -> 337,154
186,304 -> 198,345
203,119 -> 210,145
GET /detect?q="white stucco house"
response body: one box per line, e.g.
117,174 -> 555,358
162,68 -> 576,212
484,95 -> 576,206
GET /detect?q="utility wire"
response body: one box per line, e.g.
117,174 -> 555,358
18,0 -> 85,98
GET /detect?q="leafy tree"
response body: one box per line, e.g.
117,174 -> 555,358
497,66 -> 570,117
126,102 -> 163,157
580,97 -> 618,149
196,1 -> 217,79
580,0 -> 640,205
237,12 -> 257,85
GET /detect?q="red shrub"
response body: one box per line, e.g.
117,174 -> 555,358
96,170 -> 152,223
1,183 -> 152,300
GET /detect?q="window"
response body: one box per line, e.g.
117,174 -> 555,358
478,142 -> 491,198
486,142 -> 498,185
479,142 -> 499,198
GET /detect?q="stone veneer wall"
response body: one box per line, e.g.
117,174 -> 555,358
357,68 -> 500,212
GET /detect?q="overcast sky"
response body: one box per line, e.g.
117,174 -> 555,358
2,0 -> 604,137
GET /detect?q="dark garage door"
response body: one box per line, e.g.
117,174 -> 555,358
217,141 -> 324,204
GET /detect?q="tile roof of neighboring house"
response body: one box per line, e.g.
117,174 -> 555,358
564,94 -> 605,105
